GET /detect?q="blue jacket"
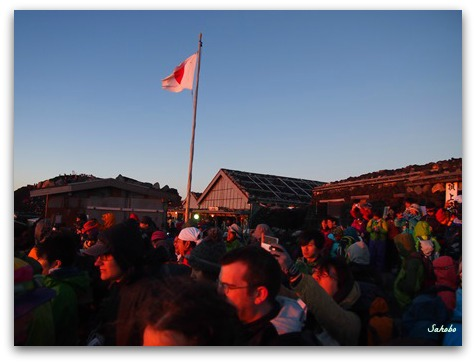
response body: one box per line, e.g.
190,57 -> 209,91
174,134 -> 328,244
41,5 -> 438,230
443,287 -> 462,346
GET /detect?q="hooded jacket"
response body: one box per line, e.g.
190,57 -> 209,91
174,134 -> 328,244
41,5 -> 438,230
443,287 -> 462,346
42,267 -> 92,345
393,233 -> 424,310
413,220 -> 441,253
433,256 -> 458,311
347,240 -> 370,266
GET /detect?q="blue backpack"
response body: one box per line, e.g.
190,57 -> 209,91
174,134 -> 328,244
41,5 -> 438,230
401,286 -> 453,344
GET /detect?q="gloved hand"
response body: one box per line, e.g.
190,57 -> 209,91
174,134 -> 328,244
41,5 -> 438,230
269,243 -> 299,278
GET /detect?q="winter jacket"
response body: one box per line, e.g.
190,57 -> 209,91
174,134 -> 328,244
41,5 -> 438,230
433,256 -> 459,312
290,273 -> 361,345
394,212 -> 420,236
42,267 -> 92,345
351,218 -> 367,238
393,233 -> 424,310
346,240 -> 370,266
225,238 -> 243,252
413,220 -> 441,253
87,275 -> 150,346
366,218 -> 388,242
295,257 -> 319,275
443,287 -> 462,346
14,258 -> 56,345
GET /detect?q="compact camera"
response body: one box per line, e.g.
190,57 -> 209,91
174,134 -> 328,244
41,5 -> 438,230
260,235 -> 283,252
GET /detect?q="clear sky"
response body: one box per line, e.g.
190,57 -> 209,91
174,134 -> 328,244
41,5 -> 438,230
12,9 -> 462,200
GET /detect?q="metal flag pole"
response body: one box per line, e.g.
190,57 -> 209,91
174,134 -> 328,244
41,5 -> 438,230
184,33 -> 203,222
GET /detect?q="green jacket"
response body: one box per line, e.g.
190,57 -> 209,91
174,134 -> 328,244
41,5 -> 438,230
366,218 -> 388,241
294,257 -> 319,275
42,267 -> 91,345
393,233 -> 424,310
225,238 -> 243,252
412,220 -> 441,253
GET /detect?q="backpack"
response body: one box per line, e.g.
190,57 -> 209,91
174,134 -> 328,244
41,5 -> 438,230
352,281 -> 398,345
335,236 -> 354,258
367,296 -> 397,345
401,285 -> 454,344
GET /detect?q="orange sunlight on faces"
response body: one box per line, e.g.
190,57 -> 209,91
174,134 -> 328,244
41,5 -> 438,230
300,240 -> 319,261
94,254 -> 123,282
173,238 -> 190,256
219,262 -> 258,324
35,256 -> 53,275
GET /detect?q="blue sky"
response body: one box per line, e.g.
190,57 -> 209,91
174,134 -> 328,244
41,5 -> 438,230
2,0 -> 473,361
12,9 -> 462,199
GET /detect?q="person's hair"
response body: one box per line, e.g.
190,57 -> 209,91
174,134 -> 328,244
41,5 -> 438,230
35,230 -> 77,267
142,276 -> 245,345
297,229 -> 326,249
220,245 -> 281,300
372,210 -> 382,218
76,213 -> 87,222
405,197 -> 416,204
99,220 -> 145,282
314,256 -> 355,304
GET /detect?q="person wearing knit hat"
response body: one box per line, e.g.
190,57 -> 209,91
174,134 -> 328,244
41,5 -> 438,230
150,230 -> 175,261
14,257 -> 56,345
174,227 -> 201,266
129,213 -> 139,221
151,230 -> 167,246
188,229 -> 227,283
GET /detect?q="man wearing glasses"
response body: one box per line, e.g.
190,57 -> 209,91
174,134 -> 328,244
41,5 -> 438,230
218,246 -> 319,345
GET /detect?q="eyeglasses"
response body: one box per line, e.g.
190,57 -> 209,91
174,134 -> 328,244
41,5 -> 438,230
217,280 -> 253,294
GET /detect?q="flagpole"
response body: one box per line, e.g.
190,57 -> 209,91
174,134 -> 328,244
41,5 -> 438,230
184,33 -> 202,223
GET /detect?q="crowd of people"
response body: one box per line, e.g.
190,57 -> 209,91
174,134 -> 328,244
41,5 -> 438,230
13,196 -> 462,346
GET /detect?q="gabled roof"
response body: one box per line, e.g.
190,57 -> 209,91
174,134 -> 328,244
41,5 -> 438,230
198,168 -> 325,207
30,178 -> 173,200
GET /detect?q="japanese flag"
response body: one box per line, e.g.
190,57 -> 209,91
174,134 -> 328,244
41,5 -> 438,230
162,53 -> 197,92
